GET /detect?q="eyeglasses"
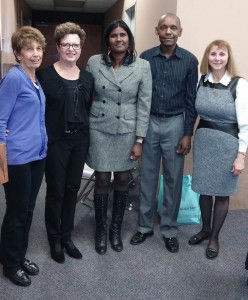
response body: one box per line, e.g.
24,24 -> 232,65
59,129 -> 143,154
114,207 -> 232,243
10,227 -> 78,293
60,43 -> 81,50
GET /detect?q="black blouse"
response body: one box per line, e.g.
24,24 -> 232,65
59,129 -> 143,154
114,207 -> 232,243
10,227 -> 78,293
37,65 -> 94,143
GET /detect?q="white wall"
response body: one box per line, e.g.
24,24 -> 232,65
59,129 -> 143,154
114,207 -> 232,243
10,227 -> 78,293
0,0 -> 17,76
135,0 -> 177,54
177,0 -> 248,78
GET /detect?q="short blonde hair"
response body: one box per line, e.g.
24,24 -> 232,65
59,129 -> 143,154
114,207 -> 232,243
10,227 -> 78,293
11,26 -> 46,63
200,40 -> 238,76
54,22 -> 86,45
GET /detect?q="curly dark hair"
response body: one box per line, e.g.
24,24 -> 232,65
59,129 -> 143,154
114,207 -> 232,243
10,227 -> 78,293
102,20 -> 136,66
54,22 -> 86,45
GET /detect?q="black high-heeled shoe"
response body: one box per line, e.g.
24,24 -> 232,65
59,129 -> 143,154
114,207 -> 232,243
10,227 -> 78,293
62,241 -> 82,259
50,243 -> 65,263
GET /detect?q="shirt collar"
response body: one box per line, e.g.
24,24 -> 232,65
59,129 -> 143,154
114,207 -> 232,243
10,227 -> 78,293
204,71 -> 231,86
153,45 -> 182,59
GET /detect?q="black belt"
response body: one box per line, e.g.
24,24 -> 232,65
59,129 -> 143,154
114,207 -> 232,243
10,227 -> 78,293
151,112 -> 183,118
64,128 -> 82,134
197,119 -> 239,138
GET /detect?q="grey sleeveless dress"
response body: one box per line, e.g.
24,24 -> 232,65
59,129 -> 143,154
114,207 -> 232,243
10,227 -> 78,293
192,77 -> 240,196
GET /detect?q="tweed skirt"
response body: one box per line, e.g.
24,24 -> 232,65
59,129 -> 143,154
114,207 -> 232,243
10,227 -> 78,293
86,129 -> 138,172
192,128 -> 239,196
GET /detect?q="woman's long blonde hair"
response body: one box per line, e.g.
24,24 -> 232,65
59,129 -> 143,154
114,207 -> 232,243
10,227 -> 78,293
200,40 -> 238,76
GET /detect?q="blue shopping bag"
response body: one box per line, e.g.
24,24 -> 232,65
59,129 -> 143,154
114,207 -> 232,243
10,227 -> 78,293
157,175 -> 201,225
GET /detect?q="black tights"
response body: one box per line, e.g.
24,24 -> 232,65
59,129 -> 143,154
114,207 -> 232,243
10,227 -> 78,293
198,194 -> 229,250
94,170 -> 131,195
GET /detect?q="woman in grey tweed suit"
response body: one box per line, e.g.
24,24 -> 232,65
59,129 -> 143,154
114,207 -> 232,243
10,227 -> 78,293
86,20 -> 152,255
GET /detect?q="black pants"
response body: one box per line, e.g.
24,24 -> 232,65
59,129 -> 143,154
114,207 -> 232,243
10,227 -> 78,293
0,159 -> 46,274
45,129 -> 89,246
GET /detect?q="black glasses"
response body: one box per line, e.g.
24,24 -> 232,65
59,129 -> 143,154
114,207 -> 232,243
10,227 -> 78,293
60,43 -> 81,50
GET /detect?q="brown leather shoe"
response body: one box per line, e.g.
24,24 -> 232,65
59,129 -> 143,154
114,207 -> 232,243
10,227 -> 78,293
130,231 -> 153,245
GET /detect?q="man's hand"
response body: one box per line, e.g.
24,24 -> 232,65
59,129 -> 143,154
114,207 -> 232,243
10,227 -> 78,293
176,136 -> 191,155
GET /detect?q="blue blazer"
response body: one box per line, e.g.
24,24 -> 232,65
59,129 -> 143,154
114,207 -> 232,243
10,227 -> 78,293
86,55 -> 152,137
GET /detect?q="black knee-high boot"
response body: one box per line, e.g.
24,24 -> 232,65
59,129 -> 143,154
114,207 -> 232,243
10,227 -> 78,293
109,190 -> 128,252
94,194 -> 108,255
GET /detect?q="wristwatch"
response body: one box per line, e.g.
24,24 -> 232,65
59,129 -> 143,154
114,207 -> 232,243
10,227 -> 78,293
136,138 -> 144,144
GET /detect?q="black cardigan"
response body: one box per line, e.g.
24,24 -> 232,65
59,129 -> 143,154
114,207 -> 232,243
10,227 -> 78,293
37,65 -> 94,144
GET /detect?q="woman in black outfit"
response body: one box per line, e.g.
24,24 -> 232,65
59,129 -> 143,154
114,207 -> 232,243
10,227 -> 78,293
37,22 -> 94,263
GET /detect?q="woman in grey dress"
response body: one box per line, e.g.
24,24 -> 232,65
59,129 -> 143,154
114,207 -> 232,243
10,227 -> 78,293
188,40 -> 248,259
86,20 -> 152,255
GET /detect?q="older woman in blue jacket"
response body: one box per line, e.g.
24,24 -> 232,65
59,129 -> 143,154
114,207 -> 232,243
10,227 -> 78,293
0,26 -> 47,287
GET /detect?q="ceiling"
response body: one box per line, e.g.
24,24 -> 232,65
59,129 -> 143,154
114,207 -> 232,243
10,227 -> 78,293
25,0 -> 119,13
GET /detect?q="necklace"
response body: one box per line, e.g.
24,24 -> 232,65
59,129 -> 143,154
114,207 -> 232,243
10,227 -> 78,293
32,81 -> 39,89
18,65 -> 39,89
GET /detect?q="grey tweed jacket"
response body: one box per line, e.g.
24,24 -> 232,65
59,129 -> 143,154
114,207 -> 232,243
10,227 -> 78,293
86,55 -> 152,137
